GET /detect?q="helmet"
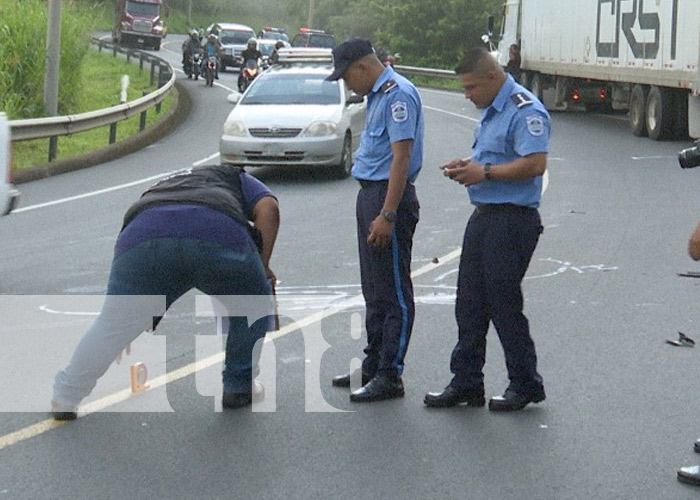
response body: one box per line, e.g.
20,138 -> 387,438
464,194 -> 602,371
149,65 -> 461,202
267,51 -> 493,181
247,38 -> 257,48
208,33 -> 217,42
190,29 -> 199,40
275,40 -> 285,49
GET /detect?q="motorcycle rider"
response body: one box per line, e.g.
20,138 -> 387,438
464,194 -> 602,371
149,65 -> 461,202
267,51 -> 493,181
238,38 -> 263,90
202,32 -> 222,79
182,29 -> 202,75
268,40 -> 286,65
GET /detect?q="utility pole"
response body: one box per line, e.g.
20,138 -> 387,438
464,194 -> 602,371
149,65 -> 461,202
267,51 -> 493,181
187,0 -> 192,25
44,0 -> 61,161
307,0 -> 315,28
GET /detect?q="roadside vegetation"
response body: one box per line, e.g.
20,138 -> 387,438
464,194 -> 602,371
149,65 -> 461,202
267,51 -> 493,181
2,0 -> 501,169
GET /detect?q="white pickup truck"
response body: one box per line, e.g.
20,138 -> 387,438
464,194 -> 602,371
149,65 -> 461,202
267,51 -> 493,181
0,112 -> 19,215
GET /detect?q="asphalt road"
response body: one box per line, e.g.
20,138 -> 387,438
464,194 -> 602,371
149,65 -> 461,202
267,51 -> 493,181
1,35 -> 700,499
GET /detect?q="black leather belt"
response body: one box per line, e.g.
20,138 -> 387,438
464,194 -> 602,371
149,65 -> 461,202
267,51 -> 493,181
475,203 -> 536,214
357,179 -> 388,188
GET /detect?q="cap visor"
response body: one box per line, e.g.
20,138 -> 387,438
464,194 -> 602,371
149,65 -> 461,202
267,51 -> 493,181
325,64 -> 347,81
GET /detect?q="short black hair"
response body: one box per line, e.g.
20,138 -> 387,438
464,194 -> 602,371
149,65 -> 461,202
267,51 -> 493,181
455,47 -> 494,75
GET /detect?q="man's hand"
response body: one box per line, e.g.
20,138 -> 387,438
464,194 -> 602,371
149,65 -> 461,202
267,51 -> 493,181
440,158 -> 486,186
367,216 -> 394,247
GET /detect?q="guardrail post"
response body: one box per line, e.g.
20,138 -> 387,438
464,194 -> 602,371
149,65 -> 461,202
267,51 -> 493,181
150,61 -> 156,86
109,122 -> 117,144
139,53 -> 145,71
158,65 -> 169,88
48,137 -> 58,162
140,92 -> 148,131
126,49 -> 132,64
113,44 -> 118,58
98,39 -> 104,52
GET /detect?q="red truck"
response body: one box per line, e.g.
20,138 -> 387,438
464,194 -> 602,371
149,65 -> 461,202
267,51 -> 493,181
113,0 -> 167,51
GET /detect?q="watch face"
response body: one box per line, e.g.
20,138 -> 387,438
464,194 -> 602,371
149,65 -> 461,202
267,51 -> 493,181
382,210 -> 397,222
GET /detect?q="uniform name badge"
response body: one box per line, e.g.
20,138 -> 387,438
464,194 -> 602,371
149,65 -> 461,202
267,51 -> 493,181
526,115 -> 545,136
391,101 -> 408,123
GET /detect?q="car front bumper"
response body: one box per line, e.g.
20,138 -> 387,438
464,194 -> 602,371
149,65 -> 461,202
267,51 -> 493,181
220,134 -> 344,167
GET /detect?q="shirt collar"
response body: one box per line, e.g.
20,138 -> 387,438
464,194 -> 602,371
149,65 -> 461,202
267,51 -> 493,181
489,74 -> 516,113
370,66 -> 395,95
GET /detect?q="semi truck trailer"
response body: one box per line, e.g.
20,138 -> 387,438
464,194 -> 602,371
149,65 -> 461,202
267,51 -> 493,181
485,0 -> 700,140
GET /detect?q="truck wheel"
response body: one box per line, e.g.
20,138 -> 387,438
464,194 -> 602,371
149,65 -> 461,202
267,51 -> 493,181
530,74 -> 543,102
646,86 -> 674,141
154,40 -> 161,51
520,72 -> 530,90
629,84 -> 647,137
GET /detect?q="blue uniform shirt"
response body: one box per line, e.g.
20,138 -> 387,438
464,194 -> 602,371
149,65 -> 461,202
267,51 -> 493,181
468,74 -> 551,208
352,66 -> 424,182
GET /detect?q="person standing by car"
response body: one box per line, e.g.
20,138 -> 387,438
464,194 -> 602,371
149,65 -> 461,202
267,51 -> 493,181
268,40 -> 286,65
51,164 -> 280,420
326,38 -> 424,403
424,47 -> 550,412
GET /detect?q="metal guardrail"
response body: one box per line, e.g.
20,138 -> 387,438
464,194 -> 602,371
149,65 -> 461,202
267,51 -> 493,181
394,64 -> 457,80
9,38 -> 174,153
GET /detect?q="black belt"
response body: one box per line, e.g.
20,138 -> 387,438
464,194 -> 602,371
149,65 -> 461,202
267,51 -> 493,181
357,179 -> 417,188
475,203 -> 536,214
357,179 -> 388,188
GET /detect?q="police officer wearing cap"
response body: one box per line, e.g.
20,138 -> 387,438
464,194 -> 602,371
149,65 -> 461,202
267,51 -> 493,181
326,38 -> 424,402
425,47 -> 550,412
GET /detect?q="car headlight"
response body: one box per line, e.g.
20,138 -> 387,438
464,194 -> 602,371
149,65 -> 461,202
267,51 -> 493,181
303,121 -> 337,137
222,121 -> 247,137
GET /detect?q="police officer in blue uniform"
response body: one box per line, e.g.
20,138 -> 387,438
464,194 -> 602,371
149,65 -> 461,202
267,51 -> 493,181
327,38 -> 424,402
425,47 -> 550,411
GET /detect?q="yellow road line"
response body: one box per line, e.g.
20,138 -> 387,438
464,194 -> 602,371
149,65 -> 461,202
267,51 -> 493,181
0,247 -> 462,452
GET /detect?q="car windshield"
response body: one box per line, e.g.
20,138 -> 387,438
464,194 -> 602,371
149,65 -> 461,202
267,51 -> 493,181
241,73 -> 340,105
220,30 -> 254,45
308,35 -> 334,48
258,44 -> 275,57
126,1 -> 159,17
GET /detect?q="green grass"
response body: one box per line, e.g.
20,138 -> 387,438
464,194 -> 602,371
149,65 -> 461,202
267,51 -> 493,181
11,48 -> 173,170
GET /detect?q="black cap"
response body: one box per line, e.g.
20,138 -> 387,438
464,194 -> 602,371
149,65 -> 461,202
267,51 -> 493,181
326,38 -> 374,81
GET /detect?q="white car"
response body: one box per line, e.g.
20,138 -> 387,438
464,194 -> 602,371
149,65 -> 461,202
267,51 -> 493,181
0,112 -> 19,215
219,49 -> 366,178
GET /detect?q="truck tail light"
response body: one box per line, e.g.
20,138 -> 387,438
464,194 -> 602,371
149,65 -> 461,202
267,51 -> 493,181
572,89 -> 580,101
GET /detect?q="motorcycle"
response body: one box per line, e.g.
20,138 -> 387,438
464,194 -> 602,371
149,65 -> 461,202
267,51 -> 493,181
237,59 -> 260,93
205,56 -> 217,87
184,52 -> 201,80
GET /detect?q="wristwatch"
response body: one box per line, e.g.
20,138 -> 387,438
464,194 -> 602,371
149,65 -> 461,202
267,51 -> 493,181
484,163 -> 492,181
380,209 -> 397,223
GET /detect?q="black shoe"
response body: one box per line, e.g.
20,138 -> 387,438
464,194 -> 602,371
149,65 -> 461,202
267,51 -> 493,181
51,400 -> 77,421
694,439 -> 700,453
350,376 -> 404,403
424,385 -> 485,408
222,381 -> 264,409
331,370 -> 372,388
488,387 -> 545,412
678,465 -> 700,486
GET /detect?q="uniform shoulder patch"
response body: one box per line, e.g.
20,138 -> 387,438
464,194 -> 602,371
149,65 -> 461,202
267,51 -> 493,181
511,92 -> 533,108
391,100 -> 408,123
380,79 -> 398,94
526,114 -> 546,136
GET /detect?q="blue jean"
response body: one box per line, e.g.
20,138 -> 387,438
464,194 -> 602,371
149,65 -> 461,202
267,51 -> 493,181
53,237 -> 272,408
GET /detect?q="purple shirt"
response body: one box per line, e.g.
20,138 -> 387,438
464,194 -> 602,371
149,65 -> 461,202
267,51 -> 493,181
114,172 -> 274,258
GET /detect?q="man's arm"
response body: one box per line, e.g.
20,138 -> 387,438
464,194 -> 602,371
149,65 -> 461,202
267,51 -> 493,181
443,152 -> 547,185
688,219 -> 700,260
251,196 -> 280,275
367,139 -> 412,247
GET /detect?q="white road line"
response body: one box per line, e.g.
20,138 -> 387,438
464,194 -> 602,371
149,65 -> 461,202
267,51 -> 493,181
423,105 -> 479,123
13,152 -> 221,214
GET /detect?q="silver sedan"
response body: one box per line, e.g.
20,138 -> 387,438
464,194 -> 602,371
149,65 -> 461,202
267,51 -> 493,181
220,64 -> 366,178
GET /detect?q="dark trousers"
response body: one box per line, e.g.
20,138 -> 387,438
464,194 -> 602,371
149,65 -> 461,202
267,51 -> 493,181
356,182 -> 419,379
450,207 -> 544,396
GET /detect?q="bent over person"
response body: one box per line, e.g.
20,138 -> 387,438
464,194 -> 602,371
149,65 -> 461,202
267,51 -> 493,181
326,38 -> 424,402
52,164 -> 279,419
425,47 -> 550,412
